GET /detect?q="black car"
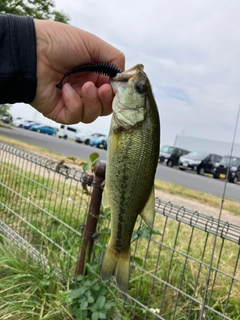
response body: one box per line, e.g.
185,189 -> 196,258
159,145 -> 190,167
178,151 -> 222,175
0,115 -> 12,124
213,155 -> 240,183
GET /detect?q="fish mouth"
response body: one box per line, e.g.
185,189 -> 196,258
110,64 -> 144,93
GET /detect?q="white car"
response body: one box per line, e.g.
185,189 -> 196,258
57,125 -> 80,140
75,132 -> 104,145
12,118 -> 33,128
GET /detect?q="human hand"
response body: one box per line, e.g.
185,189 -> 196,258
31,19 -> 125,124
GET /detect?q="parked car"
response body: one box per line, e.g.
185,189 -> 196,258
23,121 -> 41,129
101,138 -> 108,150
0,115 -> 12,124
159,145 -> 190,167
11,117 -> 24,126
12,118 -> 32,128
178,151 -> 222,175
31,125 -> 57,135
57,125 -> 80,140
75,131 -> 94,144
213,155 -> 240,183
76,132 -> 105,145
89,135 -> 108,148
98,136 -> 108,150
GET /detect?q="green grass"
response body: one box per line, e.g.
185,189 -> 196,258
0,235 -> 129,320
0,236 -> 73,319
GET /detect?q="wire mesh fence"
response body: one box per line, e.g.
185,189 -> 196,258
0,142 -> 91,272
0,141 -> 239,320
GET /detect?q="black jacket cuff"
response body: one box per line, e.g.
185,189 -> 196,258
0,14 -> 37,104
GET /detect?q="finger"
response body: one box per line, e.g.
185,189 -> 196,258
81,82 -> 103,123
97,84 -> 114,116
61,82 -> 84,123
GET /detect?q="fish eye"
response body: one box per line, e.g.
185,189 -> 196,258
135,82 -> 146,94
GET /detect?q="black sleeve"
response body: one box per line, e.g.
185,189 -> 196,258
0,14 -> 37,104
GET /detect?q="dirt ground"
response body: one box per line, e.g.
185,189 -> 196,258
155,189 -> 240,226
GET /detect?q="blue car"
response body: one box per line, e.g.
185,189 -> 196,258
31,125 -> 57,135
89,135 -> 108,149
24,122 -> 41,129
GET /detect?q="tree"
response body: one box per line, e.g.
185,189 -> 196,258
0,0 -> 69,23
0,104 -> 11,117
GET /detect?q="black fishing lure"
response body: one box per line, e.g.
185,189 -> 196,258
56,62 -> 122,89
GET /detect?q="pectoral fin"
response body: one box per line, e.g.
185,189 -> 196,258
102,184 -> 110,208
140,186 -> 155,227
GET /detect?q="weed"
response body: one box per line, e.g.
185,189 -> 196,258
69,263 -> 128,320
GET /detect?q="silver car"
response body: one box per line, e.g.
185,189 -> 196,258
178,151 -> 222,175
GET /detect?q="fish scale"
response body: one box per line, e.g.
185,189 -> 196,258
108,129 -> 155,245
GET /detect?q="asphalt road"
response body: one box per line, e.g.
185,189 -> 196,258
0,126 -> 239,202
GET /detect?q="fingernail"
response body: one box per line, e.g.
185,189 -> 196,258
63,83 -> 75,97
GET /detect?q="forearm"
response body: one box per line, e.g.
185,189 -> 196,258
0,14 -> 37,104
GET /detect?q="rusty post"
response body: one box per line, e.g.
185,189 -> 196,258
76,160 -> 106,275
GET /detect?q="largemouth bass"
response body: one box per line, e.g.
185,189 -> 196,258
100,64 -> 160,292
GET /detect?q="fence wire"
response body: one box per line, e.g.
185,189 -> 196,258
0,141 -> 239,320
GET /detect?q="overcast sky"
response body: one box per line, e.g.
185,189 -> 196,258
11,0 -> 240,147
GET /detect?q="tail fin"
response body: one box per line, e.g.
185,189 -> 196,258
100,246 -> 130,292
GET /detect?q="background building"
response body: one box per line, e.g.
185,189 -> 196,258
174,135 -> 240,156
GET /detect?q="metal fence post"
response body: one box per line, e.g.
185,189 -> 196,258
76,160 -> 106,275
